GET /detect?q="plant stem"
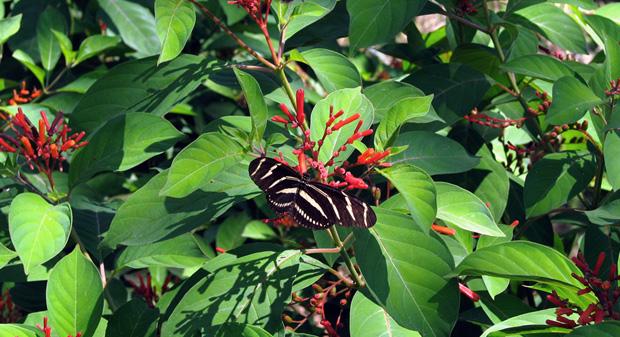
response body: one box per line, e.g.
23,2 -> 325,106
327,226 -> 365,288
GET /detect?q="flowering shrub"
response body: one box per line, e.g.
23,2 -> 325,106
0,0 -> 619,336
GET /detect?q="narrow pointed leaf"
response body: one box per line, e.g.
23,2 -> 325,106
524,151 -> 597,217
480,308 -> 559,337
9,193 -> 72,274
47,246 -> 103,337
604,130 -> 620,190
51,29 -> 75,66
12,49 -> 45,87
36,6 -> 66,71
105,299 -> 159,337
0,15 -> 22,45
74,35 -> 121,65
436,182 -> 504,237
309,87 -> 373,163
0,324 -> 42,337
500,54 -> 575,81
70,113 -> 185,187
377,164 -> 436,233
449,241 -> 584,289
354,208 -> 459,336
160,133 -> 246,198
234,68 -> 267,145
156,0 -> 196,64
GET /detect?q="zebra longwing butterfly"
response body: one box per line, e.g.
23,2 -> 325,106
249,157 -> 376,230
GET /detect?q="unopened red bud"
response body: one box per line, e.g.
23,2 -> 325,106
21,136 -> 34,156
61,140 -> 76,152
313,284 -> 323,292
282,314 -> 293,323
340,299 -> 347,306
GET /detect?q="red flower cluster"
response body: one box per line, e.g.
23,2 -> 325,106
37,316 -> 82,337
0,290 -> 22,323
128,272 -> 177,308
546,252 -> 620,328
270,89 -> 390,192
0,108 -> 87,187
605,78 -> 620,97
7,81 -> 42,106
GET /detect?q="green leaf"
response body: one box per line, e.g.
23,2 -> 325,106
233,68 -> 267,145
9,193 -> 72,274
280,0 -> 337,39
71,197 -> 117,262
546,76 -> 605,125
69,54 -> 223,133
74,35 -> 122,66
364,81 -> 441,122
47,246 -> 104,337
450,241 -> 584,289
160,133 -> 246,198
585,190 -> 620,226
480,308 -> 559,337
241,220 -> 278,240
309,87 -> 373,163
100,164 -> 260,248
353,208 -> 458,336
512,4 -> 587,54
116,233 -> 210,269
524,151 -> 597,217
155,0 -> 196,64
374,95 -> 433,149
436,182 -> 504,237
350,291 -> 421,337
69,113 -> 185,187
0,324 -> 42,337
99,0 -> 161,56
51,29 -> 75,67
0,242 -> 18,270
604,130 -> 620,190
161,250 -> 300,336
347,0 -> 426,52
295,48 -> 361,93
500,54 -> 575,82
390,131 -> 480,175
498,22 -> 538,62
0,14 -> 22,46
215,213 -> 251,251
12,49 -> 45,87
105,299 -> 159,337
36,6 -> 66,71
377,165 -> 437,234
404,63 -> 491,126
205,323 -> 274,337
566,321 -> 620,336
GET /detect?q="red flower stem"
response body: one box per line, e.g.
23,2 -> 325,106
186,0 -> 276,69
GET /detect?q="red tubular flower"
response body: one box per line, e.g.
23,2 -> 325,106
60,140 -> 76,152
280,103 -> 295,121
347,129 -> 373,144
296,89 -> 305,125
50,144 -> 59,159
458,283 -> 480,302
593,252 -> 606,276
0,139 -> 16,152
332,113 -> 361,131
366,149 -> 390,164
271,115 -> 290,124
298,152 -> 307,174
431,224 -> 455,235
357,148 -> 374,164
38,119 -> 46,145
344,172 -> 368,189
20,137 -> 34,156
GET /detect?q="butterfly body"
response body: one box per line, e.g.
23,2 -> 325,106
249,157 -> 376,230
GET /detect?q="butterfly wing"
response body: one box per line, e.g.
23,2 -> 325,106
291,181 -> 377,230
249,157 -> 301,214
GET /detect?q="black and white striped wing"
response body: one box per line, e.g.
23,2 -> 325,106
292,182 -> 376,230
249,157 -> 302,214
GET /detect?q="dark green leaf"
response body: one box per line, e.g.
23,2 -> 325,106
160,133 -> 246,198
501,54 -> 575,81
277,0 -> 337,39
364,81 -> 441,122
215,213 -> 251,251
155,0 -> 196,64
390,131 -> 480,175
99,0 -> 161,56
100,164 -> 259,248
116,233 -> 210,269
374,95 -> 433,149
47,246 -> 103,337
479,308 -> 560,337
347,0 -> 426,52
354,208 -> 458,336
105,299 -> 159,337
566,321 -> 620,336
161,250 -> 300,336
205,322 -> 274,337
0,242 -> 18,270
12,49 -> 45,87
69,55 -> 223,133
524,151 -> 597,217
36,6 -> 66,71
70,113 -> 185,187
585,190 -> 620,225
546,76 -> 605,125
